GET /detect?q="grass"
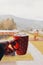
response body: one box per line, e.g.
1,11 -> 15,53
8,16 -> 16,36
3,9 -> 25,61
1,54 -> 33,62
31,41 -> 43,54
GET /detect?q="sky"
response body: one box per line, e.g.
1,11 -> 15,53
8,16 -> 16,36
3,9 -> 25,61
0,0 -> 43,20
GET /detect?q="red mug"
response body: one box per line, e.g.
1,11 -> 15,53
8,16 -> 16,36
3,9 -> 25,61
14,34 -> 29,55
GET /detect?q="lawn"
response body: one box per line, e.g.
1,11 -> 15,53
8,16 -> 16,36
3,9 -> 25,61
31,41 -> 43,54
1,54 -> 33,62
